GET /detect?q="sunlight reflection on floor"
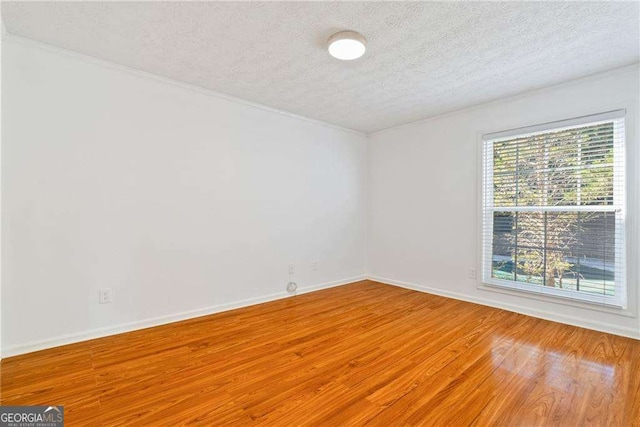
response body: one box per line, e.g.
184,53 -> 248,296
491,336 -> 616,387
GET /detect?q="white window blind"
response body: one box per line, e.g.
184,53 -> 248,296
482,111 -> 626,308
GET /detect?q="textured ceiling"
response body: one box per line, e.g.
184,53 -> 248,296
2,1 -> 639,133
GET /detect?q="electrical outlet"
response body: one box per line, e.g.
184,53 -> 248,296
468,268 -> 477,280
289,264 -> 295,275
311,261 -> 319,271
99,288 -> 112,304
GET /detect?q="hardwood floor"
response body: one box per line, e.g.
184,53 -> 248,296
1,280 -> 639,426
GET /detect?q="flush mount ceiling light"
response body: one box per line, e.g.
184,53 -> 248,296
327,30 -> 367,60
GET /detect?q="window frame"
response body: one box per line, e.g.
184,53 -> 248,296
480,110 -> 627,309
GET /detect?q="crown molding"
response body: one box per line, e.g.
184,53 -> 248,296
5,30 -> 638,139
370,62 -> 640,138
3,33 -> 367,138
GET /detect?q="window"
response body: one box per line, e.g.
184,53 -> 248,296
482,111 -> 626,308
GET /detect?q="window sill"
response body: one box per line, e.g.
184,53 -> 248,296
478,280 -> 635,318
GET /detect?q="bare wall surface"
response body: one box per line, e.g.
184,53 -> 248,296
1,38 -> 367,355
368,65 -> 640,339
2,35 -> 639,357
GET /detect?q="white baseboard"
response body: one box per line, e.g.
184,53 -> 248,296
368,275 -> 640,340
1,276 -> 366,358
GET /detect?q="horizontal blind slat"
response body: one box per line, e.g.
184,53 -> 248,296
482,114 -> 625,308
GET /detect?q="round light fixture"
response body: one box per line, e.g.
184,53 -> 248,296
327,30 -> 366,60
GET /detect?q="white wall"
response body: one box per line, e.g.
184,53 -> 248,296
0,20 -> 4,360
368,65 -> 640,339
3,35 -> 638,358
1,37 -> 367,356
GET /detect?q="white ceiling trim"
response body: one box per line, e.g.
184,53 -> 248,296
8,31 -> 638,139
369,63 -> 640,138
3,32 -> 367,137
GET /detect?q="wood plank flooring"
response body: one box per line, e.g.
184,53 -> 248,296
1,280 -> 639,426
